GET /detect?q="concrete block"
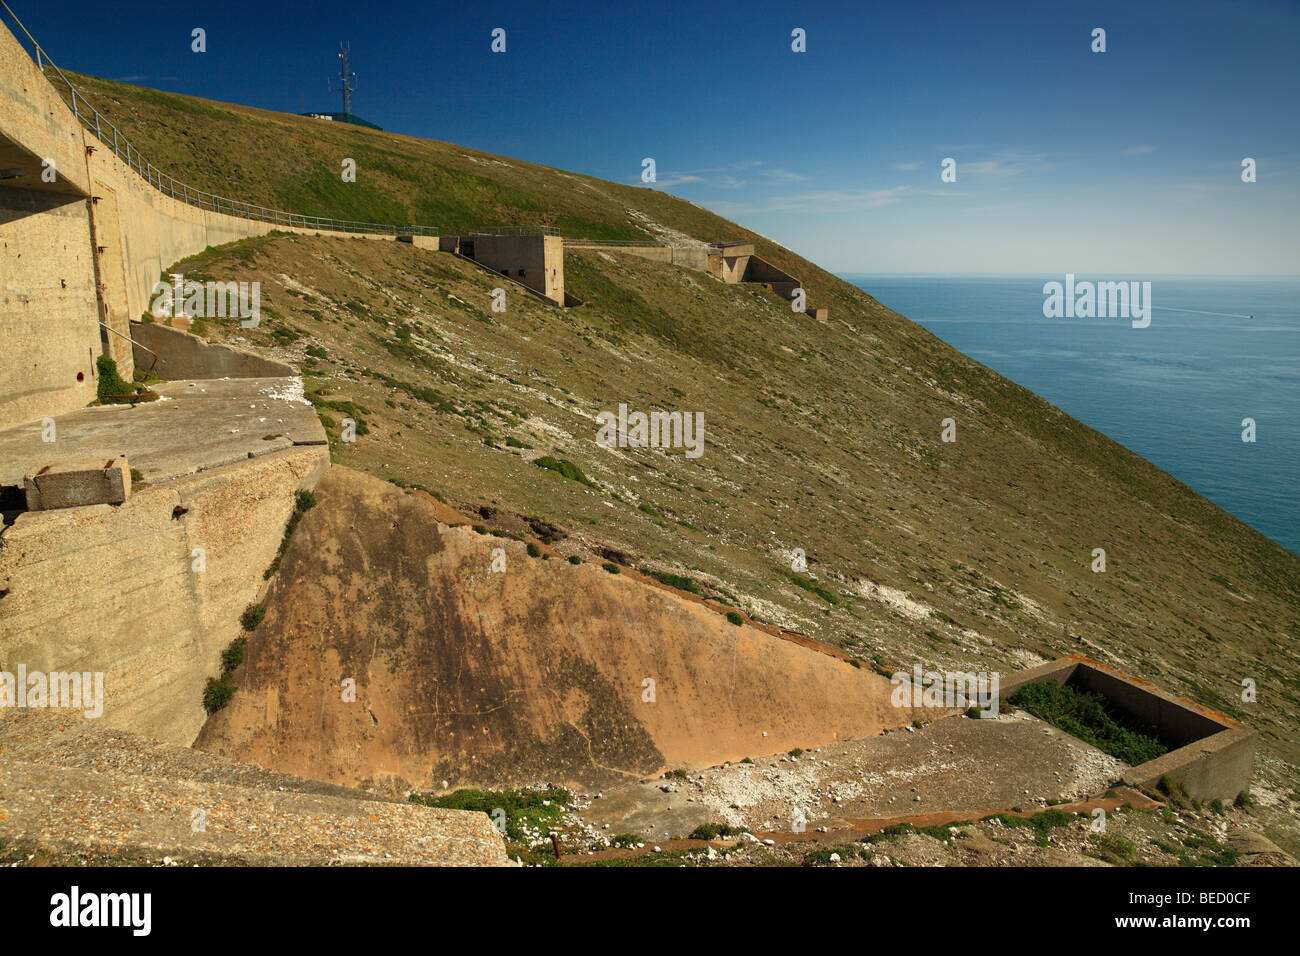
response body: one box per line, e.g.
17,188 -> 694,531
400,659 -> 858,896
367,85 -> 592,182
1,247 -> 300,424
24,458 -> 131,510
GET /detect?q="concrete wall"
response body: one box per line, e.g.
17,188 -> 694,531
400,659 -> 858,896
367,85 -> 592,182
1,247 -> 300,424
566,242 -> 713,273
130,321 -> 295,380
0,444 -> 329,746
0,25 -> 91,198
470,234 -> 565,304
78,136 -> 403,380
0,188 -> 101,430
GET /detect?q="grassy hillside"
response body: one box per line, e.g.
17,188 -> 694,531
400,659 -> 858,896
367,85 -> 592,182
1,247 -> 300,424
77,73 -> 1300,849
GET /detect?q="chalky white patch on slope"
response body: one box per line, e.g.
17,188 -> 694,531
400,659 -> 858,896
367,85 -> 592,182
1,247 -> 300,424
856,580 -> 932,621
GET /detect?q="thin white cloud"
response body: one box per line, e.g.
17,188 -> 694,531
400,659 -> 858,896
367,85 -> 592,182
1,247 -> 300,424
701,185 -> 908,215
759,167 -> 809,183
644,174 -> 704,188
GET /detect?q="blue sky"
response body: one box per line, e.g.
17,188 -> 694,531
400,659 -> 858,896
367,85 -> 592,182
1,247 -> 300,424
7,0 -> 1297,274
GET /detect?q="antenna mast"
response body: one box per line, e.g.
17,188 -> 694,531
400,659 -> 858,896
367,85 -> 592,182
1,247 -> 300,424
329,42 -> 356,116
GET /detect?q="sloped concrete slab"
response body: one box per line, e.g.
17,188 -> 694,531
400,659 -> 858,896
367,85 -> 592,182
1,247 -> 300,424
0,712 -> 511,866
0,377 -> 324,490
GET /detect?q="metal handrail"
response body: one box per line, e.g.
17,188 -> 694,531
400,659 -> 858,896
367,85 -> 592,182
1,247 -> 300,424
563,238 -> 665,247
0,0 -> 437,238
467,225 -> 560,237
99,321 -> 159,372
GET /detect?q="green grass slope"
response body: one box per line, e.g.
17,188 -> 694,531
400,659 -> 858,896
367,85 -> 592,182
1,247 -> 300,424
77,73 -> 1300,852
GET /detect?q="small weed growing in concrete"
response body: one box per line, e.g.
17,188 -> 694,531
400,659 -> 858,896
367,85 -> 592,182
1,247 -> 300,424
263,490 -> 317,580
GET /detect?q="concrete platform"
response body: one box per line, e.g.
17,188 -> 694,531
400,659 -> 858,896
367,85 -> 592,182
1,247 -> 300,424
0,377 -> 325,490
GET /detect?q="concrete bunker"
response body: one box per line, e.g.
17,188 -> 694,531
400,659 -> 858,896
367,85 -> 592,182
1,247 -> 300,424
441,230 -> 570,306
1001,655 -> 1254,802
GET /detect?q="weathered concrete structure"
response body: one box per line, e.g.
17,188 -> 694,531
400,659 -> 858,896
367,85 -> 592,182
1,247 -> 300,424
24,457 -> 130,510
0,711 -> 512,866
1002,655 -> 1255,803
0,376 -> 329,745
442,232 -> 567,305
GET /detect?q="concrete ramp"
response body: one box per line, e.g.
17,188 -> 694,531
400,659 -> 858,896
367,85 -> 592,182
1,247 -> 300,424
196,467 -> 911,791
0,711 -> 510,866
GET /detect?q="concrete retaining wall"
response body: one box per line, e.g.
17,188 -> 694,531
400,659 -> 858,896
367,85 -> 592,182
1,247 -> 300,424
0,444 -> 329,745
0,188 -> 101,430
130,321 -> 295,380
566,243 -> 713,273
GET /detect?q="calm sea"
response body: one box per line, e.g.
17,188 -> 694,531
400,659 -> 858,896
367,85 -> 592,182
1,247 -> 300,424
841,275 -> 1299,555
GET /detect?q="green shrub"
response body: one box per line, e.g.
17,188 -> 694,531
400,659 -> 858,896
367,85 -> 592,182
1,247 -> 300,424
1157,775 -> 1193,810
263,490 -> 317,579
783,571 -> 839,605
803,845 -> 862,865
95,355 -> 158,405
411,786 -> 569,845
1009,681 -> 1168,766
602,562 -> 620,574
1090,833 -> 1138,864
726,611 -> 744,626
568,555 -> 582,565
688,823 -> 750,840
202,677 -> 234,713
642,569 -> 699,593
240,604 -> 266,631
977,809 -> 1076,847
220,637 -> 246,674
532,456 -> 595,487
526,542 -> 541,557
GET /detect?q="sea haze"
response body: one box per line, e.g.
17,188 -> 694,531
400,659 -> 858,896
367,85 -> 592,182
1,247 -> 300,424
842,275 -> 1300,555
